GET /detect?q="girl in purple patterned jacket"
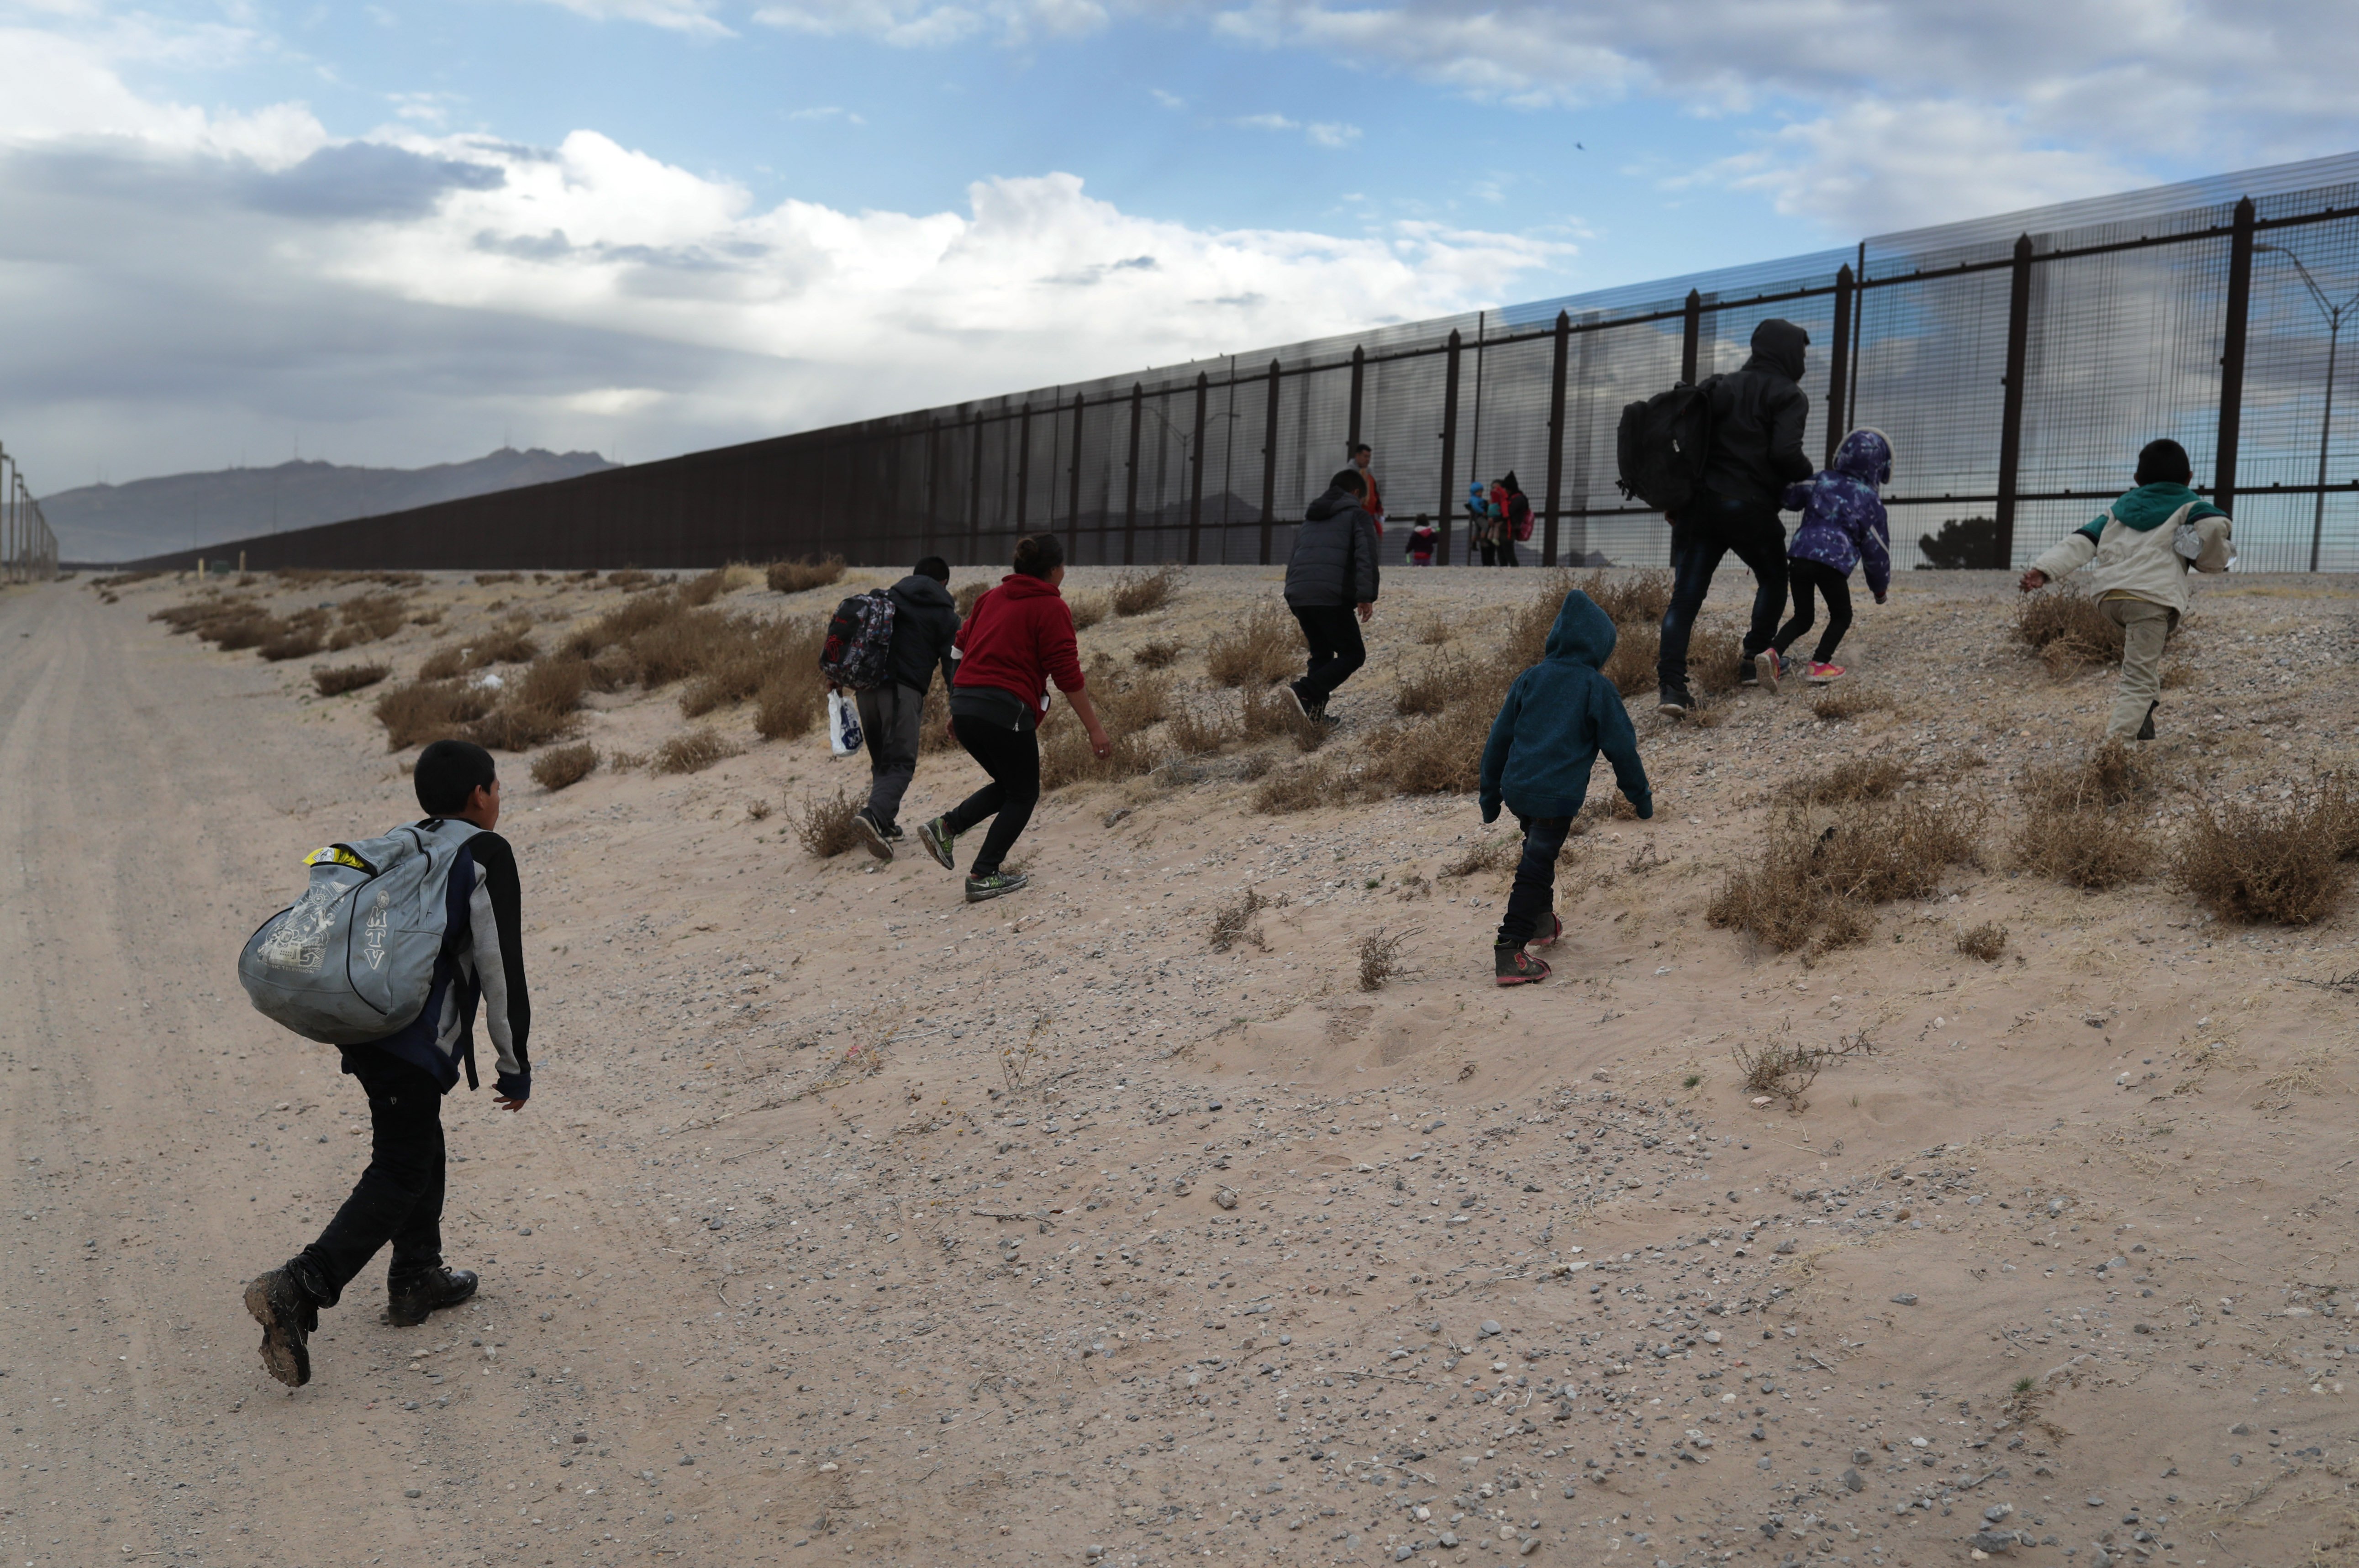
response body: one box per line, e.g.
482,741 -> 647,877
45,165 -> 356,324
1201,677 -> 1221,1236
1760,427 -> 1894,688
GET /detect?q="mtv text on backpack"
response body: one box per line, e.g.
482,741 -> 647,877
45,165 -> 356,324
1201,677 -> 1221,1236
237,820 -> 480,1045
1615,380 -> 1717,517
820,589 -> 898,691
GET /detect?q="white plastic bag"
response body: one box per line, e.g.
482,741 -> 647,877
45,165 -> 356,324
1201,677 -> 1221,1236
827,690 -> 864,757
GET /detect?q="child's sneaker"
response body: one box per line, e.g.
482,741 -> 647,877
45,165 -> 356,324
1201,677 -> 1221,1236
853,807 -> 894,862
1495,946 -> 1550,986
1806,662 -> 1846,685
964,870 -> 1030,904
1753,649 -> 1782,693
1527,913 -> 1562,948
1656,681 -> 1695,717
916,816 -> 958,870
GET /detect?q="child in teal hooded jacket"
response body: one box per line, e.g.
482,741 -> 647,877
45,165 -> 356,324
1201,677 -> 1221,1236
1477,589 -> 1653,985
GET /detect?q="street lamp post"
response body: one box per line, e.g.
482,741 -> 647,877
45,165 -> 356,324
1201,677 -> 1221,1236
2255,242 -> 2359,572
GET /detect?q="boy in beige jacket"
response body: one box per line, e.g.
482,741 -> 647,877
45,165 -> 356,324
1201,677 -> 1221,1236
2019,439 -> 2233,740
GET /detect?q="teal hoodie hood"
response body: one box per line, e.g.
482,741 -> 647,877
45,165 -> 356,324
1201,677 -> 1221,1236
1478,590 -> 1652,825
2097,481 -> 2227,534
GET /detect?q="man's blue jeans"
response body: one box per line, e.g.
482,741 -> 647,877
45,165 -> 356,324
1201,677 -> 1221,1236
1657,500 -> 1789,691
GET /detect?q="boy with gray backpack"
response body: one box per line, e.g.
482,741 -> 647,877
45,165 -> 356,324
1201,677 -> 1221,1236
239,739 -> 532,1388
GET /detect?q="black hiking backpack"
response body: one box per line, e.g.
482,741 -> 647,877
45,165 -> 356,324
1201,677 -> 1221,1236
1615,379 -> 1717,517
818,589 -> 897,691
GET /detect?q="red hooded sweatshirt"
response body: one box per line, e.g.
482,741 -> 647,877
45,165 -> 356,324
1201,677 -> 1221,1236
952,573 -> 1085,722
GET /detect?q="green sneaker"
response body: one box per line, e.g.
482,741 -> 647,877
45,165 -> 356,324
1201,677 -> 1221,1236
917,816 -> 957,870
964,870 -> 1031,904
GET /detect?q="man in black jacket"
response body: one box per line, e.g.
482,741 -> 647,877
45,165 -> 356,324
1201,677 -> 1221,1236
1657,317 -> 1813,716
854,556 -> 961,858
1283,468 -> 1380,721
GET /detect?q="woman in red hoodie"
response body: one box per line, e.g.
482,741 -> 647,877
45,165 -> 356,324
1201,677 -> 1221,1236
916,534 -> 1111,902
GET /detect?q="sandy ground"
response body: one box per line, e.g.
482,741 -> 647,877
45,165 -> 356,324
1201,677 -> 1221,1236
5,560 -> 2359,1568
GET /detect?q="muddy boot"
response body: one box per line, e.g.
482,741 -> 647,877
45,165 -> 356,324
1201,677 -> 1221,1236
387,1266 -> 479,1328
243,1266 -> 321,1388
1495,946 -> 1550,986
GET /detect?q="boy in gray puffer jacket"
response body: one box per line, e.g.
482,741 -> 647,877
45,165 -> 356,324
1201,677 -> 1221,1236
2019,438 -> 2232,740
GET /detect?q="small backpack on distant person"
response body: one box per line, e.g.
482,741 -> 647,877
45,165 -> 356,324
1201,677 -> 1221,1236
819,589 -> 898,690
237,820 -> 479,1045
1615,380 -> 1718,516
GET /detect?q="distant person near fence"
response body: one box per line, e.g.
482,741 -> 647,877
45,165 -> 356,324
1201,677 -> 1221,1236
1657,318 -> 1813,717
1351,444 -> 1385,535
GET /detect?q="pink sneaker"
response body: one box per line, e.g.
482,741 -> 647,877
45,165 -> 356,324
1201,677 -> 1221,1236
1806,662 -> 1846,684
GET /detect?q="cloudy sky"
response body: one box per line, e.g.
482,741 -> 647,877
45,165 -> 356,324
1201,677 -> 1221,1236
6,0 -> 2356,490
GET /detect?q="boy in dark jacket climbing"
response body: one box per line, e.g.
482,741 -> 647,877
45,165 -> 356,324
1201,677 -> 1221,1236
1478,590 -> 1653,984
1282,468 -> 1381,721
853,555 -> 961,858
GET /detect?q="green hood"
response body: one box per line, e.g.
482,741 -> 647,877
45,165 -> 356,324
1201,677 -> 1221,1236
1542,590 -> 1617,669
2101,481 -> 2226,534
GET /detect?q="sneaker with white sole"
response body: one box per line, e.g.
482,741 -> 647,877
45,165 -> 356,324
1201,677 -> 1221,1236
1753,649 -> 1782,693
1806,661 -> 1846,685
917,816 -> 957,870
853,807 -> 894,862
964,870 -> 1030,903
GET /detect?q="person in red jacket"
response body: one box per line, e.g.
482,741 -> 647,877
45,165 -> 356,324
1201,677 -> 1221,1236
916,533 -> 1111,902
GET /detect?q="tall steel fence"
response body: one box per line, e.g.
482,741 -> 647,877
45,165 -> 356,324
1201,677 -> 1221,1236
2,443 -> 58,583
132,151 -> 2359,576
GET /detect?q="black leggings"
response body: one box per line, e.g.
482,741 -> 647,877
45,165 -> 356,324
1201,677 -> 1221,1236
1772,558 -> 1854,664
944,716 -> 1040,877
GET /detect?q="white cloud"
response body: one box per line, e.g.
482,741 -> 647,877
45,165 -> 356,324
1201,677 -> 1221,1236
749,0 -> 1106,45
1305,120 -> 1359,149
786,105 -> 868,123
1151,87 -> 1185,110
1232,111 -> 1295,131
527,0 -> 735,38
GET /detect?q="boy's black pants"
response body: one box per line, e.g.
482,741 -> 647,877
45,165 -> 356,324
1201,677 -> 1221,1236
1496,814 -> 1573,947
944,716 -> 1041,877
290,1048 -> 446,1307
1772,559 -> 1854,664
1288,604 -> 1367,706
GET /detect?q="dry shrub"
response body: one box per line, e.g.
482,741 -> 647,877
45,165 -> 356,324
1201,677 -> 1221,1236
475,571 -> 523,586
1038,695 -> 1169,791
417,645 -> 466,681
258,611 -> 328,662
1796,755 -> 1910,804
685,616 -> 821,718
756,671 -> 825,741
1241,687 -> 1327,753
312,662 -> 390,696
1734,1028 -> 1874,1111
2011,741 -> 2170,889
529,742 -> 598,791
1361,700 -> 1492,795
516,653 -> 610,715
1441,837 -> 1515,879
768,556 -> 846,595
2020,738 -> 2164,813
332,590 -> 409,647
1396,657 -> 1464,716
793,786 -> 864,858
1600,618 -> 1662,697
373,681 -> 495,751
1067,592 -> 1109,631
1579,792 -> 1641,825
1252,758 -> 1340,815
1577,568 -> 1674,628
1685,626 -> 1745,693
2013,584 -> 2123,673
466,703 -> 579,752
1112,565 -> 1182,616
563,588 -> 682,658
606,569 -> 664,592
1412,614 -> 1454,646
1708,798 -> 1984,954
1133,638 -> 1185,670
1812,684 -> 1896,721
656,727 -> 736,774
1955,922 -> 2009,962
1500,576 -> 1573,668
681,567 -> 732,607
1358,926 -> 1417,992
629,607 -> 738,688
2173,778 -> 2359,925
918,682 -> 955,753
467,620 -> 539,667
1209,889 -> 1269,952
954,580 -> 992,616
1164,698 -> 1237,758
2161,660 -> 2195,689
1207,605 -> 1304,688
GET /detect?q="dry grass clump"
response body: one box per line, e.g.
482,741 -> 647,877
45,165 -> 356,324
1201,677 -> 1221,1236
2014,584 -> 2124,674
258,610 -> 329,662
1684,627 -> 1745,693
1112,565 -> 1182,617
1708,798 -> 1985,955
1440,837 -> 1515,879
149,596 -> 279,652
767,556 -> 846,595
954,580 -> 993,616
1395,657 -> 1464,716
1576,568 -> 1673,628
793,786 -> 864,858
1796,755 -> 1911,804
1133,638 -> 1185,670
331,591 -> 409,648
918,682 -> 955,753
1361,699 -> 1492,795
2173,778 -> 2359,925
683,617 -> 821,718
312,662 -> 390,697
1207,605 -> 1304,688
1241,687 -> 1327,753
2011,740 -> 2170,889
372,681 -> 497,751
680,567 -> 733,607
2021,738 -> 2164,812
1358,926 -> 1417,992
1734,1028 -> 1874,1111
474,571 -> 523,586
1252,758 -> 1340,814
655,727 -> 736,774
1208,889 -> 1269,952
1412,614 -> 1455,646
465,703 -> 580,752
756,669 -> 824,741
529,742 -> 599,791
1811,684 -> 1896,721
1579,792 -> 1642,825
1067,592 -> 1109,631
1955,922 -> 2009,962
605,569 -> 665,592
417,645 -> 467,681
1599,620 -> 1662,697
466,619 -> 539,667
1164,698 -> 1238,759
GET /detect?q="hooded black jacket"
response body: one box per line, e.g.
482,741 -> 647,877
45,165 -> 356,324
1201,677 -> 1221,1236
1284,488 -> 1381,608
1703,318 -> 1814,512
883,574 -> 960,694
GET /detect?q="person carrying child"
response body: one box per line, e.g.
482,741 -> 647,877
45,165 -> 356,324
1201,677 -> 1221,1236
2018,437 -> 2232,741
1476,589 -> 1653,985
1404,513 -> 1438,567
1762,428 -> 1894,689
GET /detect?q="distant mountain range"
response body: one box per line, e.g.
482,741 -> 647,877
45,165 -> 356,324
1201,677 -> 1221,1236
45,447 -> 618,563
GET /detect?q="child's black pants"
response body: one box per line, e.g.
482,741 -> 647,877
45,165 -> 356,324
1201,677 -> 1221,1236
292,1049 -> 446,1306
1288,605 -> 1367,706
1496,814 -> 1573,947
945,716 -> 1041,877
1772,559 -> 1853,664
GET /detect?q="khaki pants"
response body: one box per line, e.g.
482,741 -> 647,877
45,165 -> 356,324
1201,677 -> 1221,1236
2102,596 -> 2177,739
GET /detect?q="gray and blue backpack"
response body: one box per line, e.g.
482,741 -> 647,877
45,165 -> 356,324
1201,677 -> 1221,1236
237,819 -> 480,1045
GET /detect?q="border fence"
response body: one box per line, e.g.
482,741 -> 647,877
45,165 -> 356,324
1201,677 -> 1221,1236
2,443 -> 58,583
126,150 -> 2359,576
